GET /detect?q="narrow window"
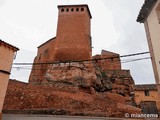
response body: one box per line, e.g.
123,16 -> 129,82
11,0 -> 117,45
144,90 -> 149,96
39,54 -> 41,60
61,8 -> 64,12
43,49 -> 48,57
66,8 -> 69,12
156,3 -> 160,23
76,8 -> 79,12
71,8 -> 74,12
81,8 -> 84,11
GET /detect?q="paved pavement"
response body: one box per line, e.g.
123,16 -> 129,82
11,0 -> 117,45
2,114 -> 146,120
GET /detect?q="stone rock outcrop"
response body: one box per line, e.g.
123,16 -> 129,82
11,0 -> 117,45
45,62 -> 98,88
105,70 -> 135,97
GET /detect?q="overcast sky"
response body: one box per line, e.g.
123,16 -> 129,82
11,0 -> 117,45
0,0 -> 155,84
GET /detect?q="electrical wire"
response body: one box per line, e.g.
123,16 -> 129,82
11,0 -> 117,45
11,56 -> 151,71
121,57 -> 151,63
12,51 -> 150,66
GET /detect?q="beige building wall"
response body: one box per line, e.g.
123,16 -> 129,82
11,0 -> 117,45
0,46 -> 15,73
134,90 -> 159,105
0,41 -> 18,120
145,0 -> 160,85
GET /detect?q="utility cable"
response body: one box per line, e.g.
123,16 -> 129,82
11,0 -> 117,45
13,51 -> 150,66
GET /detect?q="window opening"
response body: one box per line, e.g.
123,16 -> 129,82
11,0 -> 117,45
66,8 -> 69,12
144,90 -> 149,96
81,8 -> 84,11
76,8 -> 79,12
71,8 -> 74,12
61,8 -> 64,12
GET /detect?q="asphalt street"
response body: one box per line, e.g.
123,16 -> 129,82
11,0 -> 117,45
2,114 -> 146,120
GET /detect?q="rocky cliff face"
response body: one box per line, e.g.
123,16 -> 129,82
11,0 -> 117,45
42,61 -> 134,97
45,62 -> 97,88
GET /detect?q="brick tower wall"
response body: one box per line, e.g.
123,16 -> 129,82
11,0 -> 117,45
29,5 -> 92,83
29,38 -> 56,83
101,55 -> 121,70
53,5 -> 92,61
93,50 -> 121,70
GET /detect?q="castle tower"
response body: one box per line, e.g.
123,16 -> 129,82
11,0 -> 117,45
54,5 -> 92,61
29,4 -> 92,83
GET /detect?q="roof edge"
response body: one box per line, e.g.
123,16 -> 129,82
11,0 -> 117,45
0,39 -> 19,51
135,84 -> 157,90
38,37 -> 56,48
101,49 -> 120,56
137,0 -> 158,23
58,4 -> 92,18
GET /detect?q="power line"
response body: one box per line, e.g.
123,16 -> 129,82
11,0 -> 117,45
13,51 -> 150,66
121,57 -> 151,63
12,56 -> 151,71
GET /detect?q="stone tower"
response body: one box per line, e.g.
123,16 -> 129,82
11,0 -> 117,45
54,5 -> 92,61
29,4 -> 92,83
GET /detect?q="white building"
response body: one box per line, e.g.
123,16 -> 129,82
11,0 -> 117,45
137,0 -> 160,111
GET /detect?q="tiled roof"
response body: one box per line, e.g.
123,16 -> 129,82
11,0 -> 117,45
137,0 -> 157,23
135,84 -> 157,91
0,39 -> 19,51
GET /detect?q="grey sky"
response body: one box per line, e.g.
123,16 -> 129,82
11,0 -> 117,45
0,0 -> 155,84
102,0 -> 155,84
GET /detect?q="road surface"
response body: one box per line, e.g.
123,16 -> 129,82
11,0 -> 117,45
2,114 -> 147,120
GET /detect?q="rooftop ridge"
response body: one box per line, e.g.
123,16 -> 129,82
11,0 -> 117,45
137,0 -> 158,23
0,39 -> 19,51
38,37 -> 56,48
58,4 -> 92,18
135,84 -> 157,90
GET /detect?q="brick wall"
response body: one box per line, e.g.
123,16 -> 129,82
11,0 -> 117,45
29,38 -> 56,83
93,50 -> 121,71
54,5 -> 92,61
29,5 -> 92,84
3,79 -> 141,117
134,90 -> 159,105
